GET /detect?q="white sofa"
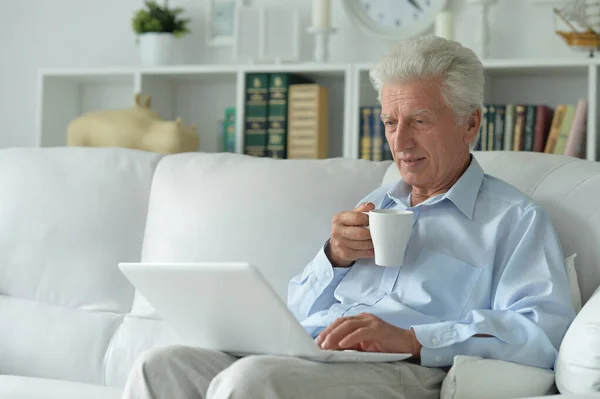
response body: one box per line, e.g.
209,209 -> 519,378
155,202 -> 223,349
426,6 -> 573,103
1,147 -> 599,399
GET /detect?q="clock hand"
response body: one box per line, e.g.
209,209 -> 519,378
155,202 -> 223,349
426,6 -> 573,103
407,0 -> 423,12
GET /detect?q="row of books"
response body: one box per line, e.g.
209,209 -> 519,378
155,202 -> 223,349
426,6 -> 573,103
242,73 -> 329,159
474,100 -> 587,158
359,106 -> 393,161
358,100 -> 587,160
222,99 -> 587,159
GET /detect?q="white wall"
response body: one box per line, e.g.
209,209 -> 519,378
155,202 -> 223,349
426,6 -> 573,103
0,0 -> 581,148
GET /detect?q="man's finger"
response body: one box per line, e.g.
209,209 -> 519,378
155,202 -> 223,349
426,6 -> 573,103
354,202 -> 375,212
332,225 -> 371,241
320,318 -> 367,350
315,317 -> 346,346
334,236 -> 374,251
328,239 -> 374,262
338,327 -> 372,350
333,202 -> 374,227
334,211 -> 370,227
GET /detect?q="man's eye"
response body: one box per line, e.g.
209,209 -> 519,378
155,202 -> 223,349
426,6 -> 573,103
415,119 -> 425,124
385,121 -> 396,126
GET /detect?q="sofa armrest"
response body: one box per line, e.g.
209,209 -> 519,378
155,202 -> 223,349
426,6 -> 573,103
555,285 -> 600,394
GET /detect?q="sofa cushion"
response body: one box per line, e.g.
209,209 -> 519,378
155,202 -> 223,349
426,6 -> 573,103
132,153 -> 393,317
0,147 -> 161,384
555,285 -> 600,393
0,296 -> 123,384
440,355 -> 556,399
0,375 -> 121,399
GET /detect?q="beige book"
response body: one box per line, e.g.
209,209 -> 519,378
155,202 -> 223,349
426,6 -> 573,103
544,105 -> 567,153
564,99 -> 588,158
503,104 -> 514,151
287,84 -> 329,159
553,105 -> 576,155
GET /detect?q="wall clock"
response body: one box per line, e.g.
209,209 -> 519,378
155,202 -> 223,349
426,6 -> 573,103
342,0 -> 448,40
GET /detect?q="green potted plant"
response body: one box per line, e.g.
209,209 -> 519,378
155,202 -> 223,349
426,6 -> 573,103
132,0 -> 191,66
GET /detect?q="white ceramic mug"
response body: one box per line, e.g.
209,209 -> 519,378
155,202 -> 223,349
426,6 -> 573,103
364,209 -> 414,267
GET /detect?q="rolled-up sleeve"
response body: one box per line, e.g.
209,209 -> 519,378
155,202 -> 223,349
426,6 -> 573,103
287,240 -> 352,322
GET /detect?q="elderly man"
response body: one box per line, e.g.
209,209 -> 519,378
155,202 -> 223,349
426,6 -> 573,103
122,36 -> 576,399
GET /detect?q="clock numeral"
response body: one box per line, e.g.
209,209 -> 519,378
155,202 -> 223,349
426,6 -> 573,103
425,0 -> 431,6
378,12 -> 384,22
395,19 -> 401,27
414,12 -> 419,20
365,3 -> 371,11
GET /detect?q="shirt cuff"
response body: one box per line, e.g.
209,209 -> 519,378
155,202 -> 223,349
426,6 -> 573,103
412,322 -> 458,367
310,240 -> 352,285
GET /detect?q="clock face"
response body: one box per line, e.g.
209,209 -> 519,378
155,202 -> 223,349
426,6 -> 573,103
343,0 -> 447,40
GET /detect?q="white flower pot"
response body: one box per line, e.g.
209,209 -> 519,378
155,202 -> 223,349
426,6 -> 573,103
138,33 -> 176,67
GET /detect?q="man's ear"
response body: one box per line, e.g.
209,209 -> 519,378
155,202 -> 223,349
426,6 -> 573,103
464,108 -> 482,144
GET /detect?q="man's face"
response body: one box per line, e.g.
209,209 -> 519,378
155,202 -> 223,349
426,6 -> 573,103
380,79 -> 479,190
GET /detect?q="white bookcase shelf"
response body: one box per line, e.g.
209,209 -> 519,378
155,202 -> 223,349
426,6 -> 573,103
37,59 -> 599,161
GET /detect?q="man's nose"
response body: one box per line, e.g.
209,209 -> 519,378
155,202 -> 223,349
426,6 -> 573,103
392,124 -> 413,152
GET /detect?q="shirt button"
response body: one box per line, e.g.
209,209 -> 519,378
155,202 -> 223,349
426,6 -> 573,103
431,337 -> 439,345
435,356 -> 442,362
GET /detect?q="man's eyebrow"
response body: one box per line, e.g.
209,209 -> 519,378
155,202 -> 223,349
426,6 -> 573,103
380,109 -> 434,121
412,108 -> 435,116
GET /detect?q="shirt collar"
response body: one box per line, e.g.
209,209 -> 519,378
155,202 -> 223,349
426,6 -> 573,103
385,155 -> 484,220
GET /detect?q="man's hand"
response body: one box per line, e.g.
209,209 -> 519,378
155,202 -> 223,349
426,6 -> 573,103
314,313 -> 422,358
325,202 -> 375,268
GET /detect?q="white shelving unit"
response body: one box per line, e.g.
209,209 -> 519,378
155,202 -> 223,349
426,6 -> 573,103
37,59 -> 600,161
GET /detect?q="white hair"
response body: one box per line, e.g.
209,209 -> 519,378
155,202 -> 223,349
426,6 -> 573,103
369,35 -> 484,144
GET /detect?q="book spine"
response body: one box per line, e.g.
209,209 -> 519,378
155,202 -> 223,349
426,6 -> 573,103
533,105 -> 553,153
564,99 -> 588,158
512,105 -> 526,151
360,107 -> 372,160
554,105 -> 577,155
267,73 -> 288,158
224,107 -> 236,153
523,105 -> 537,151
244,73 -> 269,157
371,106 -> 384,161
494,105 -> 505,151
544,105 -> 567,153
503,104 -> 514,151
287,84 -> 328,159
487,105 -> 496,151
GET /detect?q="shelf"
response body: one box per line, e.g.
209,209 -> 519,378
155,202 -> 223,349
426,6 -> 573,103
141,71 -> 237,84
483,58 -> 591,76
37,60 -> 600,161
243,63 -> 350,76
39,68 -> 136,84
39,59 -> 599,76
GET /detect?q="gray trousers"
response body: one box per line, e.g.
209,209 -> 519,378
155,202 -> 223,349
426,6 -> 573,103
122,345 -> 446,399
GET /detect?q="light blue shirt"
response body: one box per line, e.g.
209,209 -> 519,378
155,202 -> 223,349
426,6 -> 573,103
287,156 -> 576,369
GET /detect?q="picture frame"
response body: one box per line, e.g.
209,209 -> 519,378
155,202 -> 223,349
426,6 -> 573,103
207,0 -> 248,47
232,4 -> 300,63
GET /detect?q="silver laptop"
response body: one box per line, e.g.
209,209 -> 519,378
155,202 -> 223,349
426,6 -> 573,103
118,262 -> 412,363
